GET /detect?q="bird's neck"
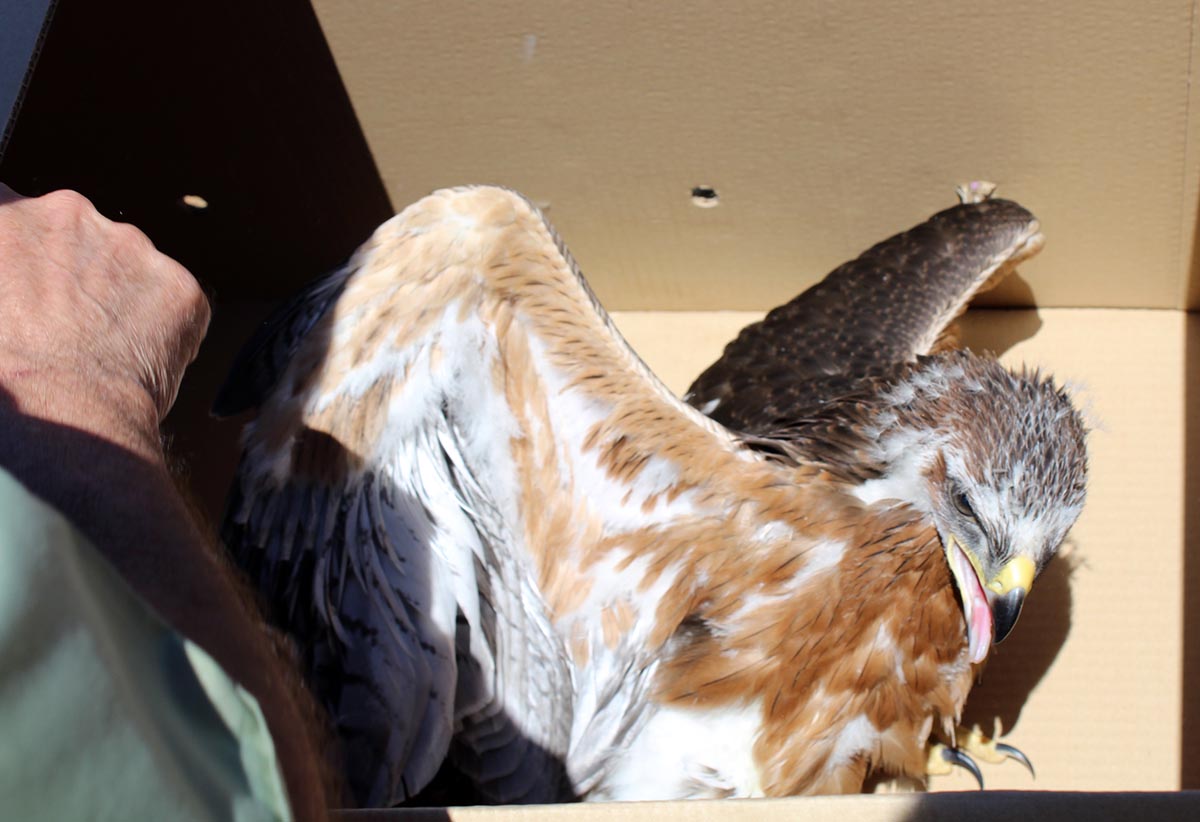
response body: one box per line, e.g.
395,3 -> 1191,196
847,420 -> 945,512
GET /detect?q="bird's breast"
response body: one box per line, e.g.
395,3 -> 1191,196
594,701 -> 768,800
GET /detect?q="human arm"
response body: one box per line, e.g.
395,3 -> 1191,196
0,184 -> 331,819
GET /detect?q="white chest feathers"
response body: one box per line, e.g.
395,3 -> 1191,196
597,703 -> 766,800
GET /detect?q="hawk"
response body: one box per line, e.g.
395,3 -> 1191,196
215,186 -> 1087,806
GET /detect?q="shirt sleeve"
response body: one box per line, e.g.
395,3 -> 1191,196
0,467 -> 293,822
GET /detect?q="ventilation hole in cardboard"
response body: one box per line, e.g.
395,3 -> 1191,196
690,186 -> 719,208
179,194 -> 209,210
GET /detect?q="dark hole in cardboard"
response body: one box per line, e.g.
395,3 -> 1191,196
690,185 -> 719,208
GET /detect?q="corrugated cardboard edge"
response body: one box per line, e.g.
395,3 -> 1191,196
0,0 -> 56,161
336,791 -> 1200,822
1182,314 -> 1200,788
1184,0 -> 1200,308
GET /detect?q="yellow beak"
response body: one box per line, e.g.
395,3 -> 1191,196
987,555 -> 1036,597
987,555 -> 1035,643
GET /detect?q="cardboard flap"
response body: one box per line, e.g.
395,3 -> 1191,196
0,0 -> 54,158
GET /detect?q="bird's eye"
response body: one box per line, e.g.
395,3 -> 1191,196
952,490 -> 977,521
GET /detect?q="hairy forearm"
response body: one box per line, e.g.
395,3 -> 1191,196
0,185 -> 332,816
0,375 -> 333,820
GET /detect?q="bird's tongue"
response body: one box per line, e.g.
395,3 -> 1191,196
951,544 -> 993,664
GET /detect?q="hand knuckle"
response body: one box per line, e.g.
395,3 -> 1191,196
112,220 -> 154,254
179,271 -> 209,313
161,259 -> 209,317
38,190 -> 99,231
42,188 -> 94,214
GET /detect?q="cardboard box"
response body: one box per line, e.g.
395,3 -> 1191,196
309,0 -> 1200,806
3,0 -> 1198,817
0,0 -> 53,156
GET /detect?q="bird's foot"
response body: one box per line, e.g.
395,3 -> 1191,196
925,722 -> 1035,789
926,742 -> 985,788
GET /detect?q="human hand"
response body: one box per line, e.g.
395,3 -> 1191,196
0,185 -> 209,454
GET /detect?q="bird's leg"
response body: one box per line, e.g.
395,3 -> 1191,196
925,719 -> 1035,789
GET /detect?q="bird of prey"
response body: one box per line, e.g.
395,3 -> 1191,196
215,185 -> 1087,807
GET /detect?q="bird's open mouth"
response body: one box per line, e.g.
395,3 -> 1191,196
945,535 -> 993,665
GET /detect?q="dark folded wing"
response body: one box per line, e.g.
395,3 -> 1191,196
684,198 -> 1043,432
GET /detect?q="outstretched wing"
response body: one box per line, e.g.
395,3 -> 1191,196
216,194 -> 581,806
684,198 -> 1044,433
216,186 -> 767,806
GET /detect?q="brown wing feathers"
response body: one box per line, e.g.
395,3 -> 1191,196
684,198 -> 1043,433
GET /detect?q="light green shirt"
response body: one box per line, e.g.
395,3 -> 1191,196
0,468 -> 292,821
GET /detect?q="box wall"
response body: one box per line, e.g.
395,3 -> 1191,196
1183,0 -> 1200,310
313,0 -> 1200,312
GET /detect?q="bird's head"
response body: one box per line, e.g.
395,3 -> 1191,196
861,351 -> 1088,664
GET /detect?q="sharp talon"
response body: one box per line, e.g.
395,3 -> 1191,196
995,742 -> 1036,779
941,747 -> 984,790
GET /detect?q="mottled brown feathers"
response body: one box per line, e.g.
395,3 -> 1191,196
652,505 -> 965,794
220,186 -> 1077,803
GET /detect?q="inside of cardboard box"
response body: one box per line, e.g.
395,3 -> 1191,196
308,0 -> 1200,314
4,0 -> 1200,808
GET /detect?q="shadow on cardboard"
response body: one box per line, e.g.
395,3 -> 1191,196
0,0 -> 396,524
958,550 -> 1077,736
956,272 -> 1044,357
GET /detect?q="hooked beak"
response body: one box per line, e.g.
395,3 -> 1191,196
945,537 -> 1036,663
986,556 -> 1035,644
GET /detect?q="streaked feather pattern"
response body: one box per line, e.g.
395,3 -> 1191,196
685,198 -> 1044,433
218,186 -> 1086,806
